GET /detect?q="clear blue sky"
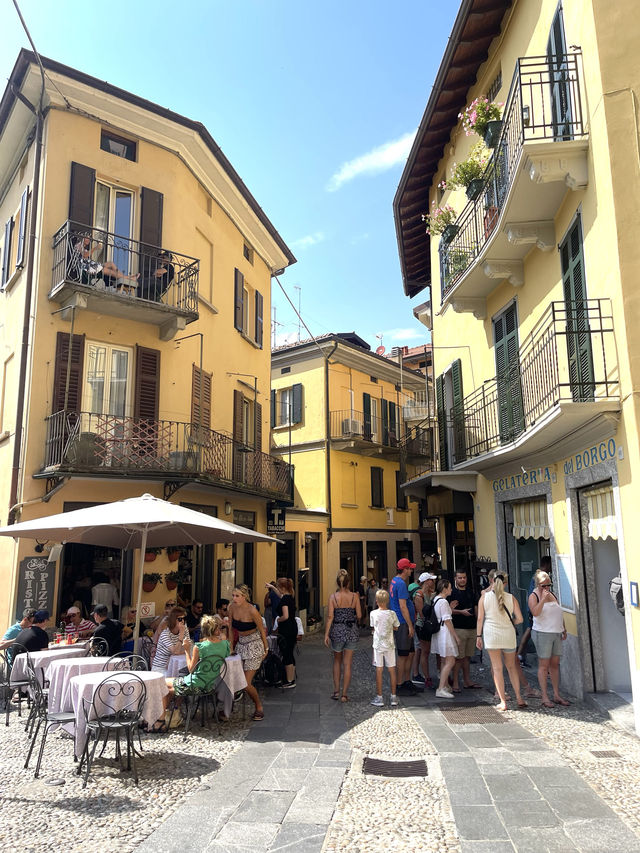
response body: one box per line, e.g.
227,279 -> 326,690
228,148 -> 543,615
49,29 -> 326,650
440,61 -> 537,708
1,0 -> 458,351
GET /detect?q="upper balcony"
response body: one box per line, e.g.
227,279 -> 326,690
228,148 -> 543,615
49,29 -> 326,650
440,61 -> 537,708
49,221 -> 200,341
329,408 -> 433,469
448,299 -> 620,473
439,52 -> 588,318
37,410 -> 293,503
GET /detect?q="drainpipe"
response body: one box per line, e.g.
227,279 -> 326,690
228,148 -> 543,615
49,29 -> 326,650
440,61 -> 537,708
324,341 -> 339,542
8,65 -> 45,525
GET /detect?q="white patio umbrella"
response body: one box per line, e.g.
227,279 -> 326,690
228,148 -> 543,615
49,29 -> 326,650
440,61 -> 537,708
0,492 -> 280,649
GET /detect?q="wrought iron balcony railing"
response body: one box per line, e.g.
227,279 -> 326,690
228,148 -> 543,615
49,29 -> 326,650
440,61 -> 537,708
40,411 -> 293,501
449,300 -> 618,465
51,221 -> 200,315
440,52 -> 585,300
329,408 -> 433,465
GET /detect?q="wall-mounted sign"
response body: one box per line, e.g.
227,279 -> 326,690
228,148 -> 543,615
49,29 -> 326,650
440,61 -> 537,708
492,467 -> 554,492
140,601 -> 156,618
562,438 -> 619,476
15,556 -> 54,620
267,504 -> 286,534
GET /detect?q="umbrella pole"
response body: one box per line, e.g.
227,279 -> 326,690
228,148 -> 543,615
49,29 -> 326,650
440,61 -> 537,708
133,528 -> 148,655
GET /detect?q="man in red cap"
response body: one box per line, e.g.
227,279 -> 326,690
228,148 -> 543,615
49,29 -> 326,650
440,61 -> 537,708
389,557 -> 417,694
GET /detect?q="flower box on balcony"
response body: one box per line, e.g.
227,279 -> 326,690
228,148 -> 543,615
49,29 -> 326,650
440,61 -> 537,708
466,179 -> 485,201
484,206 -> 499,238
441,224 -> 460,245
484,120 -> 502,149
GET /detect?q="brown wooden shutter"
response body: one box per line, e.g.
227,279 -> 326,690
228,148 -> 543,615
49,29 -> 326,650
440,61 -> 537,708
255,290 -> 263,347
232,389 -> 244,481
134,346 -> 160,421
234,269 -> 244,331
140,187 -> 163,251
68,162 -> 95,228
254,401 -> 262,451
191,364 -> 212,429
53,331 -> 85,413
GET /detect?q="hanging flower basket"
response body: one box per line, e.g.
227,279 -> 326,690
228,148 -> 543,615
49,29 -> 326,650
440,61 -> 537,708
422,204 -> 457,238
144,550 -> 158,563
165,579 -> 177,590
466,178 -> 485,201
483,119 -> 503,149
441,223 -> 460,245
167,547 -> 180,563
143,571 -> 162,593
165,569 -> 187,590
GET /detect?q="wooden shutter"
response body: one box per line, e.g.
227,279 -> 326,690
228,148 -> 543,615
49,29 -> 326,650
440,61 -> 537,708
547,4 -> 571,140
371,466 -> 383,508
292,383 -> 303,424
232,389 -> 244,480
561,217 -> 594,402
1,218 -> 12,288
255,401 -> 262,450
494,304 -> 523,442
53,332 -> 85,413
140,188 -> 163,251
381,399 -> 389,445
270,389 -> 277,427
388,401 -> 397,445
68,162 -> 95,228
363,392 -> 372,440
396,470 -> 407,510
435,374 -> 448,471
451,359 -> 466,463
134,346 -> 160,421
234,269 -> 244,331
254,290 -> 263,348
16,188 -> 28,268
191,364 -> 212,429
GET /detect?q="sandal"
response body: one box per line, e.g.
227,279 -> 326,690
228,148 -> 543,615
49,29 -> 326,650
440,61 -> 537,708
464,683 -> 483,689
517,700 -> 528,708
553,697 -> 570,706
252,711 -> 265,721
340,695 -> 349,703
541,700 -> 554,708
331,691 -> 340,701
149,719 -> 167,733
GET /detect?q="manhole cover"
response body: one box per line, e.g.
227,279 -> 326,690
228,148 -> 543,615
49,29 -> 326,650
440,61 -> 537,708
439,704 -> 507,724
591,750 -> 622,759
362,757 -> 428,778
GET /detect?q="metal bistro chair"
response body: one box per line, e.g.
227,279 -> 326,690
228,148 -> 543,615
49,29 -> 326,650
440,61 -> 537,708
24,667 -> 76,778
0,651 -> 14,727
102,653 -> 148,672
77,674 -> 147,788
6,643 -> 34,720
167,658 -> 227,739
88,637 -> 109,657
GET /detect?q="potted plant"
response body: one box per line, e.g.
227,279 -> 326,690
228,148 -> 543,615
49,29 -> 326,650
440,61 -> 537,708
144,547 -> 162,563
448,142 -> 490,201
142,571 -> 162,593
166,546 -> 181,563
447,248 -> 470,280
459,97 -> 503,148
164,569 -> 187,590
422,203 -> 458,244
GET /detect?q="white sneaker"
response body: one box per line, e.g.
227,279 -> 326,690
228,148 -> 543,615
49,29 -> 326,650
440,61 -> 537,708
435,688 -> 454,700
370,695 -> 384,707
390,695 -> 399,706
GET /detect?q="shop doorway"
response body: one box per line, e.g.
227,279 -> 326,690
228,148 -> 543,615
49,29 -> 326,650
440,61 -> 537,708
276,533 -> 296,582
339,541 -> 362,590
592,538 -> 631,694
395,540 -> 414,567
366,541 -> 387,585
59,542 -> 123,619
514,537 -> 550,622
302,533 -> 320,621
445,517 -> 475,579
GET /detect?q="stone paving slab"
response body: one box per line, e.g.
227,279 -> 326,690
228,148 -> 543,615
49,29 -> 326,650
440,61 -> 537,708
269,822 -> 328,852
562,817 -> 640,852
496,799 -> 559,828
507,826 -> 580,853
232,790 -> 296,823
452,804 -> 510,840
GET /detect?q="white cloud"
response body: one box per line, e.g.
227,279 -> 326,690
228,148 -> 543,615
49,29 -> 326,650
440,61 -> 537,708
327,130 -> 416,192
382,327 -> 425,343
291,231 -> 325,251
350,232 -> 370,245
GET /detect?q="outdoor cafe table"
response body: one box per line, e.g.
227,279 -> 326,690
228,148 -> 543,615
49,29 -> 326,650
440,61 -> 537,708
67,670 -> 167,755
47,656 -> 115,715
9,644 -> 89,685
165,653 -> 247,717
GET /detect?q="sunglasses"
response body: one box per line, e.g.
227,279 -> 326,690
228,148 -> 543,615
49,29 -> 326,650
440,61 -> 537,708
176,617 -> 185,622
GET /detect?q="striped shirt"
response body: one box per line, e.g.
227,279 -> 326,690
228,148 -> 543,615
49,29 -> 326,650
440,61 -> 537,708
152,626 -> 190,673
65,618 -> 95,637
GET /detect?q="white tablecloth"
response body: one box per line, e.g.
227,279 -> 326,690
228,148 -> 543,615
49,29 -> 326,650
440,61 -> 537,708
47,657 -> 114,715
10,645 -> 89,685
68,670 -> 167,755
166,653 -> 246,717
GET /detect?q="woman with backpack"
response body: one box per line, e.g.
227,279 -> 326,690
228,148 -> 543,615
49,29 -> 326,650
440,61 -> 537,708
430,579 -> 460,699
476,569 -> 526,711
411,572 -> 437,688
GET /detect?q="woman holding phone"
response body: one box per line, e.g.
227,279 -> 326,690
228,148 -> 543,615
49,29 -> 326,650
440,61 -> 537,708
529,570 -> 569,708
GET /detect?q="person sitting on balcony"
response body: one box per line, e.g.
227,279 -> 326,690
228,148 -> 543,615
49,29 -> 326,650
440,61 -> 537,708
139,250 -> 175,302
67,233 -> 139,289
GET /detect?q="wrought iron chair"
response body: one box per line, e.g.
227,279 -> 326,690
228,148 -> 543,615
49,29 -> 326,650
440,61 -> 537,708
24,667 -> 76,778
102,653 -> 148,671
166,658 -> 227,739
76,674 -> 147,787
6,643 -> 34,719
0,651 -> 13,726
88,636 -> 109,657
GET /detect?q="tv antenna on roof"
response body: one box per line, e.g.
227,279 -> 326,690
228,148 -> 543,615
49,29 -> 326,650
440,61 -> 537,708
375,333 -> 385,356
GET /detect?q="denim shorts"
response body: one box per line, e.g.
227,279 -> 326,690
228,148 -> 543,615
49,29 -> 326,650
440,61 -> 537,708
331,638 -> 358,653
532,630 -> 563,660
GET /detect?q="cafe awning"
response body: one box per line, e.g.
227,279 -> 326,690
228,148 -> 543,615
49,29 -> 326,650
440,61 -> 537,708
585,486 -> 618,540
512,499 -> 549,540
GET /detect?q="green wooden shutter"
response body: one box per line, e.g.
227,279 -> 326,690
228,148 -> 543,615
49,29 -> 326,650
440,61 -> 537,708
363,392 -> 372,440
292,383 -> 303,424
371,466 -> 383,507
388,401 -> 397,446
16,188 -> 28,268
1,218 -> 12,288
451,359 -> 466,463
255,290 -> 263,348
435,374 -> 448,471
494,303 -> 523,442
381,398 -> 389,446
234,269 -> 244,331
270,389 -> 276,427
561,217 -> 594,402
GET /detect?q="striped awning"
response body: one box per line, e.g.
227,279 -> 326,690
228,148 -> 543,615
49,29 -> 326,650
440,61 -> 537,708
512,499 -> 550,540
585,486 -> 618,540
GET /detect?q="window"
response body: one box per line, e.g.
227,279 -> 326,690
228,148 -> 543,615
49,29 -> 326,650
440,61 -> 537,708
83,341 -> 133,417
100,130 -> 137,162
396,470 -> 407,510
270,384 -> 303,427
371,466 -> 384,508
233,268 -> 263,348
243,242 -> 254,264
487,69 -> 502,103
1,218 -> 12,289
493,302 -> 524,442
560,215 -> 593,401
94,181 -> 135,274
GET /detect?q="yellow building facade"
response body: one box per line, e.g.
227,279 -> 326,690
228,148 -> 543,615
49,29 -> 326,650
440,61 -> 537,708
0,51 -> 294,628
271,333 -> 432,624
395,0 -> 640,732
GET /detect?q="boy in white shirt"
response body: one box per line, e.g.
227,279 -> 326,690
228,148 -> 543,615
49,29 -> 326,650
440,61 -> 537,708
369,589 -> 400,707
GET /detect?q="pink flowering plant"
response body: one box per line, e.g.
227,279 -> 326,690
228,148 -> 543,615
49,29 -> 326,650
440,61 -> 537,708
448,142 -> 490,190
459,97 -> 502,137
422,202 -> 457,236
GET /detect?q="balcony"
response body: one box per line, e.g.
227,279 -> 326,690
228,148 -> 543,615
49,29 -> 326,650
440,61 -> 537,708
329,408 -> 433,468
403,390 -> 433,424
37,411 -> 293,503
440,52 -> 588,317
448,300 -> 619,473
49,221 -> 200,340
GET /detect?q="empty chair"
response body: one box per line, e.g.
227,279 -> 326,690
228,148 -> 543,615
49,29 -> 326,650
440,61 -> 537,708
103,653 -> 148,672
0,652 -> 13,726
6,643 -> 33,719
23,667 -> 75,777
77,674 -> 146,787
88,637 -> 109,657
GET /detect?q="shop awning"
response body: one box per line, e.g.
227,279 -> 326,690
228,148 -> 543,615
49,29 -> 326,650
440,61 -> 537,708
401,470 -> 479,498
512,499 -> 550,540
585,486 -> 617,540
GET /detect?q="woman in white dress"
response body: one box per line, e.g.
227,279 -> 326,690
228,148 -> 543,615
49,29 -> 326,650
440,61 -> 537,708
476,569 -> 525,710
431,579 -> 459,699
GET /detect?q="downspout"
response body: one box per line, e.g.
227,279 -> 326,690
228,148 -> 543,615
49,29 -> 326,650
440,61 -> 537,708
324,341 -> 339,542
8,66 -> 45,525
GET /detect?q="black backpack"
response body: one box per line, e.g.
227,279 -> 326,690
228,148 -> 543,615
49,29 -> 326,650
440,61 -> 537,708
261,650 -> 286,686
418,597 -> 442,640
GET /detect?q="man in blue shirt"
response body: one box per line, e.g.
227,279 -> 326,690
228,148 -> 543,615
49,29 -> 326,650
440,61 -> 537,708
390,558 -> 417,694
0,608 -> 36,650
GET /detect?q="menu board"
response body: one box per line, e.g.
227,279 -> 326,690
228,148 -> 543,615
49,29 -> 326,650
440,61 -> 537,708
15,556 -> 55,620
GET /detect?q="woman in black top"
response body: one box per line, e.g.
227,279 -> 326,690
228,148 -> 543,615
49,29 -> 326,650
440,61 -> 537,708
268,577 -> 297,688
228,584 -> 268,720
